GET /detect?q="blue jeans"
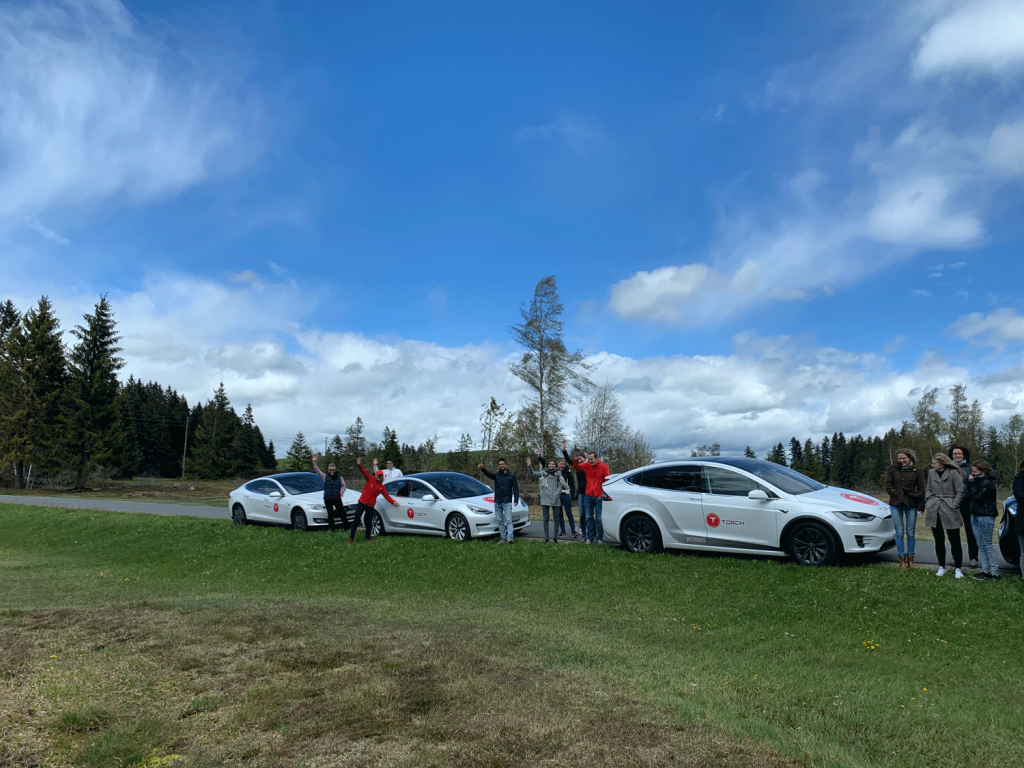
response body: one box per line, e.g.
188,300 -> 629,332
495,502 -> 515,541
890,505 -> 917,557
971,515 -> 997,576
582,495 -> 603,542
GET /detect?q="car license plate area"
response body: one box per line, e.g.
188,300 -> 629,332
513,515 -> 521,522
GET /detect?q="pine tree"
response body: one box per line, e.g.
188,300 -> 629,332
189,384 -> 240,478
788,437 -> 804,472
265,440 -> 278,469
765,443 -> 787,465
65,296 -> 130,485
744,446 -> 756,458
380,426 -> 402,468
286,432 -> 313,472
343,417 -> 367,467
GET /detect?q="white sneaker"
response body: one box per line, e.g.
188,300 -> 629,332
936,567 -> 946,577
955,569 -> 964,579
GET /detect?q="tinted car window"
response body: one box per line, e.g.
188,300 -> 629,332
405,481 -> 435,500
245,480 -> 268,494
386,480 -> 410,497
709,459 -> 825,495
426,474 -> 492,499
278,475 -> 324,495
635,465 -> 703,493
704,466 -> 762,497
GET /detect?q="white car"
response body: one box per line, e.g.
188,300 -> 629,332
228,472 -> 359,530
370,472 -> 530,540
602,457 -> 895,566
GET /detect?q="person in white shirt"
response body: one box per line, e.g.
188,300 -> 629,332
373,458 -> 404,483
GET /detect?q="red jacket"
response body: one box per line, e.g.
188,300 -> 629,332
357,463 -> 398,506
573,457 -> 610,498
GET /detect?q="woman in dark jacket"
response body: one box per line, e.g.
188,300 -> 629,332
1013,460 -> 1024,584
965,459 -> 999,581
949,444 -> 978,566
925,453 -> 965,578
885,448 -> 926,569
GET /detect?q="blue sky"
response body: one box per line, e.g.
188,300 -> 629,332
2,0 -> 1023,459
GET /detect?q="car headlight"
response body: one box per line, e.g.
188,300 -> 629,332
832,510 -> 876,522
310,503 -> 326,511
466,505 -> 492,516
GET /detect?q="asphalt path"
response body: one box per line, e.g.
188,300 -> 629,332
2,495 -> 1018,574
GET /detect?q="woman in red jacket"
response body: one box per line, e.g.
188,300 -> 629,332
350,457 -> 399,543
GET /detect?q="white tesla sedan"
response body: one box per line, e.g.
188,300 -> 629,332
370,472 -> 530,540
228,472 -> 359,530
602,457 -> 895,566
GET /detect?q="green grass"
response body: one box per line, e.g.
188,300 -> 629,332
1,503 -> 1022,768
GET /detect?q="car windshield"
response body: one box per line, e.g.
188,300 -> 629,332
278,474 -> 324,495
417,473 -> 492,500
709,458 -> 826,495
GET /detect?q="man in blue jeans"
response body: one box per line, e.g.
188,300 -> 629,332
479,457 -> 520,544
563,440 -> 610,544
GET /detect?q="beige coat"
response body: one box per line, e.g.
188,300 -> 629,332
924,468 -> 964,529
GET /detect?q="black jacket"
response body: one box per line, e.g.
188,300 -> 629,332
1013,471 -> 1024,535
480,466 -> 519,505
965,473 -> 997,517
562,449 -> 586,501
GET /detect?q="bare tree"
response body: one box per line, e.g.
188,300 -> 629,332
573,381 -> 655,471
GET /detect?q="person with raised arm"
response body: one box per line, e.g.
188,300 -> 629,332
349,457 -> 399,543
562,439 -> 610,545
311,454 -> 348,530
526,451 -> 569,543
478,457 -> 520,544
374,458 -> 404,483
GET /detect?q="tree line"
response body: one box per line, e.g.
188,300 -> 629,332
0,296 -> 277,489
749,384 -> 1024,490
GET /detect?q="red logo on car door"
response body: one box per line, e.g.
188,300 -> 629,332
273,503 -> 279,512
706,513 -> 720,528
407,508 -> 415,518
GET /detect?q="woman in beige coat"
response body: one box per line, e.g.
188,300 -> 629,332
925,453 -> 965,579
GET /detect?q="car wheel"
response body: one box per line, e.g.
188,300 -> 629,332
367,511 -> 385,539
623,513 -> 662,553
446,512 -> 471,541
291,509 -> 309,531
789,522 -> 837,566
231,504 -> 247,525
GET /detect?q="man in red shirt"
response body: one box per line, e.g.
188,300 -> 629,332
349,457 -> 399,542
562,439 -> 610,544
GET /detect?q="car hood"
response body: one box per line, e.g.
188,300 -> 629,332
793,487 -> 888,516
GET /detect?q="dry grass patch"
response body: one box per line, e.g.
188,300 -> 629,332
0,601 -> 802,768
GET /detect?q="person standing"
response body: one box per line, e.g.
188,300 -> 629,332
965,459 -> 1000,581
885,448 -> 926,569
1013,459 -> 1024,585
374,458 -> 404,483
478,458 -> 520,544
563,439 -> 610,544
556,457 -> 579,539
949,444 -> 979,567
925,453 -> 965,579
311,454 -> 348,529
527,454 -> 569,543
350,457 -> 399,543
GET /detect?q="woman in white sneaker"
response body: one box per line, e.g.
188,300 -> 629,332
925,453 -> 966,579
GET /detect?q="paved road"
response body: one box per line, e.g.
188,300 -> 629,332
3,495 -> 1018,574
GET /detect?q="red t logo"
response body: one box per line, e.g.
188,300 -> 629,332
706,513 -> 720,528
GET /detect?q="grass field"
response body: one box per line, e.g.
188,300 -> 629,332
1,503 -> 1022,768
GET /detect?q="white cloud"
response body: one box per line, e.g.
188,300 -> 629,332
516,114 -> 605,157
914,0 -> 1024,78
988,120 -> 1024,173
0,0 -> 258,231
952,307 -> 1024,350
866,176 -> 983,246
25,218 -> 70,244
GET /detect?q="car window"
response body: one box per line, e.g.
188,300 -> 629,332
245,480 -> 268,494
265,480 -> 284,495
387,481 -> 411,497
427,474 -> 493,499
405,481 -> 434,500
704,466 -> 763,497
711,458 -> 825,495
278,474 -> 324,495
634,465 -> 703,492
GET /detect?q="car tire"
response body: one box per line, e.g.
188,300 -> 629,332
789,521 -> 838,566
446,512 -> 471,541
367,510 -> 385,539
231,504 -> 247,525
291,509 -> 309,531
622,513 -> 662,554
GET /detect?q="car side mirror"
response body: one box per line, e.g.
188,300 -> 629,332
268,490 -> 283,499
747,489 -> 769,501
422,494 -> 436,501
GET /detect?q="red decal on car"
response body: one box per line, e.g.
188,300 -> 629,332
273,503 -> 279,512
706,513 -> 720,528
407,508 -> 415,518
483,496 -> 494,502
840,493 -> 879,505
